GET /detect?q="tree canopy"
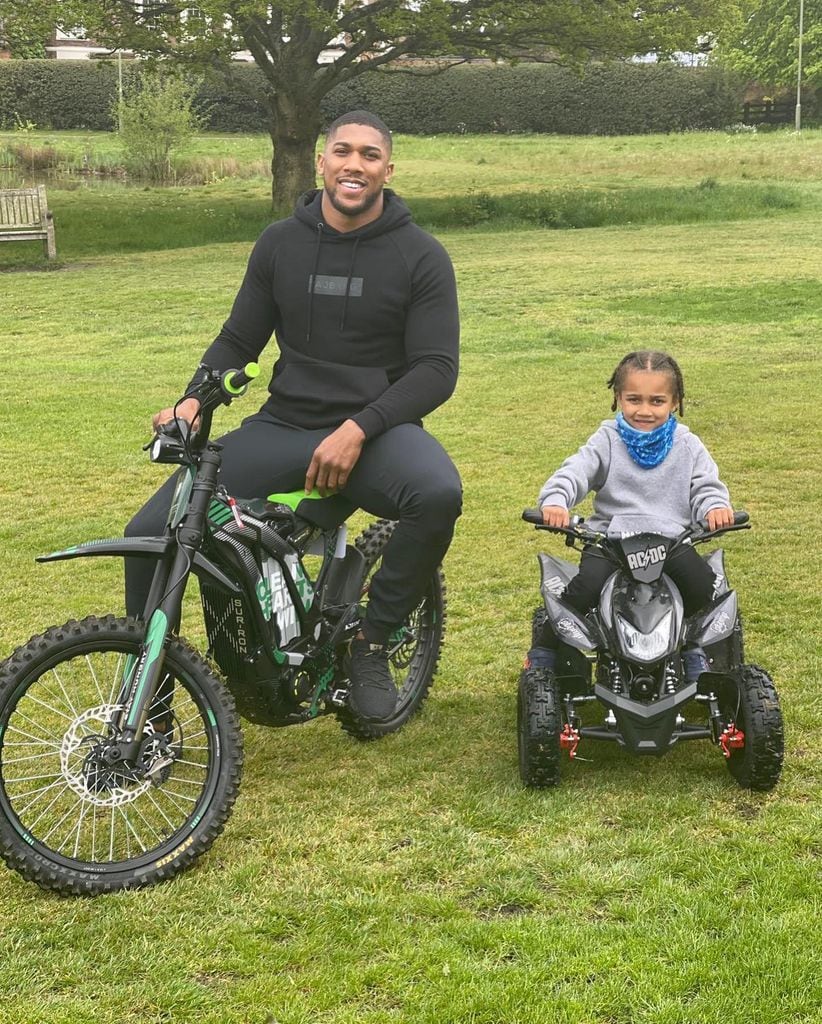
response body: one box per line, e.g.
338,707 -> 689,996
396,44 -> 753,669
3,1 -> 741,206
714,0 -> 821,89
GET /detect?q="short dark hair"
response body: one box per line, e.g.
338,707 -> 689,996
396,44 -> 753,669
326,110 -> 392,155
607,350 -> 686,415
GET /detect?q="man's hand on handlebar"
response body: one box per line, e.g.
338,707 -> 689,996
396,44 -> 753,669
706,506 -> 735,532
541,505 -> 571,529
152,397 -> 202,435
305,419 -> 366,496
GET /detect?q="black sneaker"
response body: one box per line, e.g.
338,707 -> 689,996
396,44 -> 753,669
348,638 -> 398,722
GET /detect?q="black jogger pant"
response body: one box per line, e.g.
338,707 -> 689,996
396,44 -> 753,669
124,414 -> 462,643
536,542 -> 716,650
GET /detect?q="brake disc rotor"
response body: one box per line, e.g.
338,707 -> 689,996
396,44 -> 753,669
60,704 -> 154,808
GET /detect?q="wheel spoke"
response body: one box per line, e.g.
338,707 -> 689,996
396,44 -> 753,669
14,776 -> 67,814
49,667 -> 83,722
30,782 -> 77,837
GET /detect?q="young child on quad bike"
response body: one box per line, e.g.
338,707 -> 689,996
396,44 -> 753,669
529,349 -> 734,676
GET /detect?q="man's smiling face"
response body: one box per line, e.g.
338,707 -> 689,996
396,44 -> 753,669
317,123 -> 394,232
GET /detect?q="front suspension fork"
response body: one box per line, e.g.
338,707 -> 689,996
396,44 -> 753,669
115,450 -> 220,752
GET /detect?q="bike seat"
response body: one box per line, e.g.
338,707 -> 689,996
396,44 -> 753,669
266,489 -> 356,531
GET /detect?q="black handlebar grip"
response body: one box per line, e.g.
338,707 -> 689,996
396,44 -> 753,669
522,507 -> 544,525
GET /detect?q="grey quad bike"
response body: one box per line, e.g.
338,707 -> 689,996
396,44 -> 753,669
0,364 -> 445,894
518,508 -> 784,790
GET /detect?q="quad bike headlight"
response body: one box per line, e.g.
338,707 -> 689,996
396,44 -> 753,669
615,610 -> 674,663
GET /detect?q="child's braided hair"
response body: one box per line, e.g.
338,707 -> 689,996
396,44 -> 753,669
606,351 -> 685,415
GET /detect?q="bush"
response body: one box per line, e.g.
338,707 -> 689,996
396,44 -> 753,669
0,59 -> 751,136
117,71 -> 205,182
321,62 -> 746,135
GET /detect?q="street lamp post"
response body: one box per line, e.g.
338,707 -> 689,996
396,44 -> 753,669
795,0 -> 805,131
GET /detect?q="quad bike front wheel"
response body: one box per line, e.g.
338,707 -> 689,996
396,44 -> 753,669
0,616 -> 243,894
719,664 -> 784,792
518,664 -> 562,788
336,519 -> 446,741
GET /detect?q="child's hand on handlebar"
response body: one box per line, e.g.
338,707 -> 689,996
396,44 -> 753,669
541,505 -> 570,528
706,506 -> 735,531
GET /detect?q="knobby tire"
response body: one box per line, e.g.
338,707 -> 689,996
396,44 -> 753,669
0,615 -> 243,894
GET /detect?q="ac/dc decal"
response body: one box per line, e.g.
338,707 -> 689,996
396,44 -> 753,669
626,544 -> 667,571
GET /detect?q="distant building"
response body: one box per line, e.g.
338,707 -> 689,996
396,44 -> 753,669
45,5 -> 349,64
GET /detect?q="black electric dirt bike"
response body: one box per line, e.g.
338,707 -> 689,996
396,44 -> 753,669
518,508 -> 783,790
0,365 -> 445,894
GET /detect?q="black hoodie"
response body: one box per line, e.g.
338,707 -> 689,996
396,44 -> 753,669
194,189 -> 459,439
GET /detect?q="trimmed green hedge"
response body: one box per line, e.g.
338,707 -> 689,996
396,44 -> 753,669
322,63 -> 745,134
0,59 -> 745,135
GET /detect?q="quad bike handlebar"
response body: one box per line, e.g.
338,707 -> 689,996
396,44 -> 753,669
522,507 -> 750,551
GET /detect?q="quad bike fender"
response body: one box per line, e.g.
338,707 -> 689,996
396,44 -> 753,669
686,590 -> 738,647
37,536 -> 241,595
543,593 -> 600,652
703,548 -> 729,596
538,552 -> 579,600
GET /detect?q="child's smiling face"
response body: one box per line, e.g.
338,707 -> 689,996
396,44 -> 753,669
617,369 -> 679,431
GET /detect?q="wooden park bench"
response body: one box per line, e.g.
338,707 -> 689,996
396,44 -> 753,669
0,185 -> 57,260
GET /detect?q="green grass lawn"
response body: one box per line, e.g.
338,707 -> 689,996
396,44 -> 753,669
0,131 -> 820,1024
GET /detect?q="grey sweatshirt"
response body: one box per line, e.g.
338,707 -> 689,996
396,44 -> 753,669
538,419 -> 731,538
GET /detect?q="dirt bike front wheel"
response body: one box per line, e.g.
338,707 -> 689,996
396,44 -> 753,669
336,519 -> 446,741
0,615 -> 243,895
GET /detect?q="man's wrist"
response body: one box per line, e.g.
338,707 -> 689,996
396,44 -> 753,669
342,419 -> 366,443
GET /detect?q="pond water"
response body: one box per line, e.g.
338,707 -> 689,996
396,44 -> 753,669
0,168 -> 137,190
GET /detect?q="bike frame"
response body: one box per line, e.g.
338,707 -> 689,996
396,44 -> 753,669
37,362 -> 377,743
37,366 -> 259,759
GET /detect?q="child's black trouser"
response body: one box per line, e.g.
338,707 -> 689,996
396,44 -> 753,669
535,543 -> 716,649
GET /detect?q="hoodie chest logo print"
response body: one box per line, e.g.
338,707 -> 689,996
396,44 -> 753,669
309,274 -> 364,297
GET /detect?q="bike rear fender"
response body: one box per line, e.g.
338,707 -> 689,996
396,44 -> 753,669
37,536 -> 241,595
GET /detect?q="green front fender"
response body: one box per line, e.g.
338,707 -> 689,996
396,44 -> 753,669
37,536 -> 241,594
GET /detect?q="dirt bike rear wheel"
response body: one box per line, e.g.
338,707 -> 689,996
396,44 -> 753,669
719,664 -> 784,792
336,519 -> 446,741
518,665 -> 562,788
0,615 -> 243,894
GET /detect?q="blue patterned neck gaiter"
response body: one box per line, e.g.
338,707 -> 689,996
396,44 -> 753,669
616,412 -> 677,468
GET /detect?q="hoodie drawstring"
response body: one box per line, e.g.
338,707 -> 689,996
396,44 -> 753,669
306,222 -> 324,343
339,236 -> 361,331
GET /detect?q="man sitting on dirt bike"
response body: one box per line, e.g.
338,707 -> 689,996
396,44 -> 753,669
530,349 -> 734,678
125,110 -> 462,723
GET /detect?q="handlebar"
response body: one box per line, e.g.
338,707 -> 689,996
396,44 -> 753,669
147,362 -> 260,464
522,507 -> 750,546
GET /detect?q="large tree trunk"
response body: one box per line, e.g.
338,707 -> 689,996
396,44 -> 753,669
268,89 -> 322,213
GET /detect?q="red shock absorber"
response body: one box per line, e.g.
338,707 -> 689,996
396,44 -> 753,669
560,723 -> 581,759
719,722 -> 745,758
